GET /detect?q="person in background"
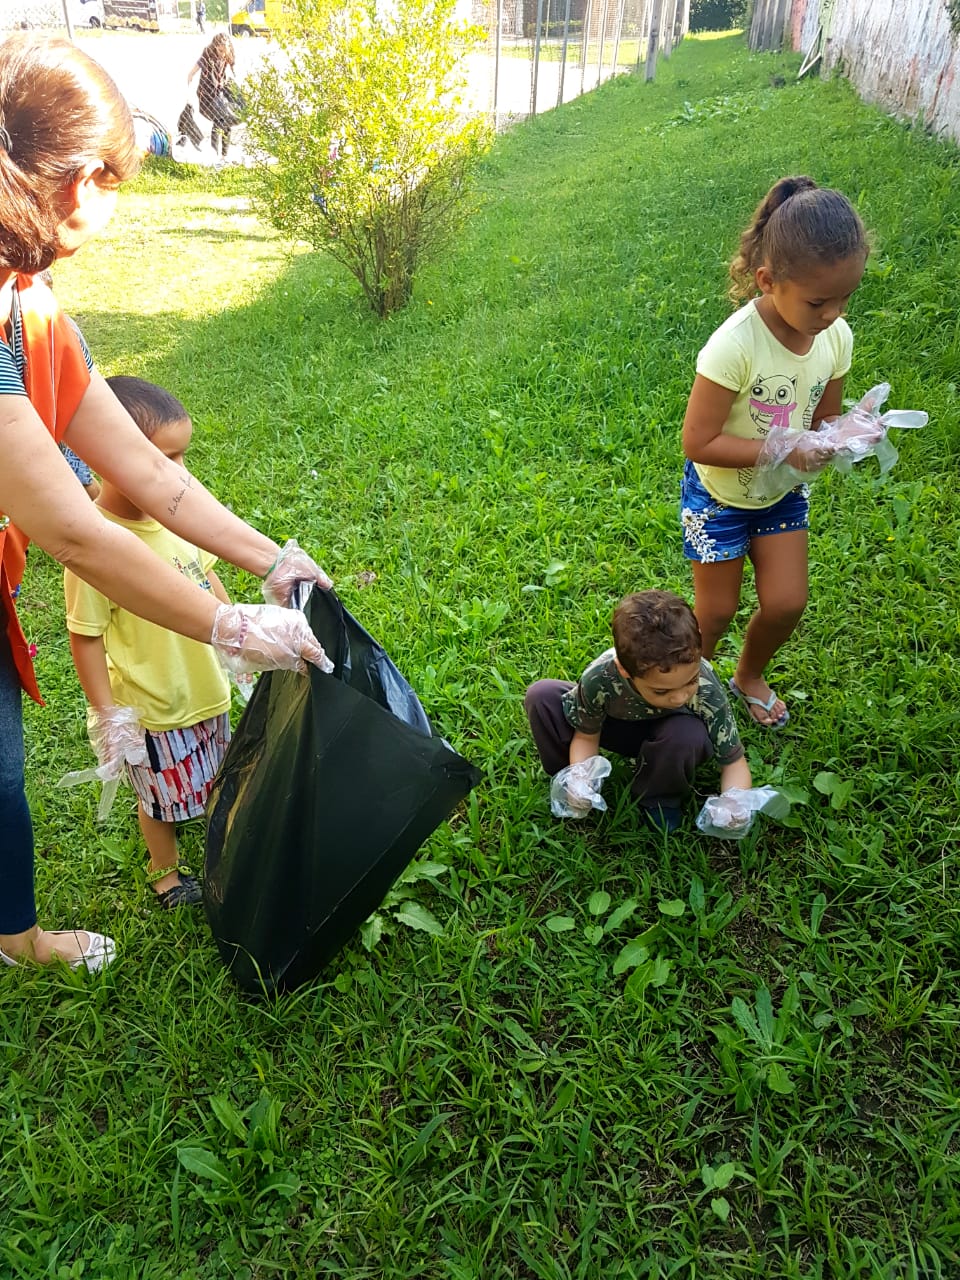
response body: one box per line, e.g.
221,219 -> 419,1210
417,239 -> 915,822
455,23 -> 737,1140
0,35 -> 331,971
196,0 -> 206,34
188,33 -> 236,159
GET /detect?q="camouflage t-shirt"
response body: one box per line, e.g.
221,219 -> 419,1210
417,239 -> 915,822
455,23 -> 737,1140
561,651 -> 744,765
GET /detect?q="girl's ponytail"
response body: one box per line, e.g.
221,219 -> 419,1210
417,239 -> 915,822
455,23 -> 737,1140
728,174 -> 866,302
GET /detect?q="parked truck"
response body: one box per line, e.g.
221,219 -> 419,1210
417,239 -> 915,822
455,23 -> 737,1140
230,0 -> 288,37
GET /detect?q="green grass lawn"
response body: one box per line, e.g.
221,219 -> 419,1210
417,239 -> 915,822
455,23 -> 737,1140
2,32 -> 960,1279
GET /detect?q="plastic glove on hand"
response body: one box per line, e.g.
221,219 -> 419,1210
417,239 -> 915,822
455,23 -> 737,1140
262,539 -> 333,607
696,785 -> 790,840
550,755 -> 612,819
784,431 -> 839,473
212,602 -> 335,676
88,704 -> 148,779
56,705 -> 147,821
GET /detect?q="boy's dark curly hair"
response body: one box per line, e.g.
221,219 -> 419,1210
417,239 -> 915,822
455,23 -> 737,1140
612,591 -> 702,677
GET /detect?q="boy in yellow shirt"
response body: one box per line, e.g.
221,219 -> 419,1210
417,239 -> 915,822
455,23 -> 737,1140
65,376 -> 233,909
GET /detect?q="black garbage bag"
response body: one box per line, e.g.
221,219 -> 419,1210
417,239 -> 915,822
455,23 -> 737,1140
204,588 -> 480,993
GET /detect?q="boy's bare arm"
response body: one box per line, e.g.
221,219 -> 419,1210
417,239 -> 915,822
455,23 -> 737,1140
69,632 -> 115,709
206,568 -> 230,606
569,729 -> 601,766
720,756 -> 752,792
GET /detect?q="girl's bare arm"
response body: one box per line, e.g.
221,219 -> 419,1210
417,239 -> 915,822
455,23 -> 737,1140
681,375 -> 764,469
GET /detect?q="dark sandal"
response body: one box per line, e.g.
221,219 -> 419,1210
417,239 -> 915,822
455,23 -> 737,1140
153,875 -> 203,910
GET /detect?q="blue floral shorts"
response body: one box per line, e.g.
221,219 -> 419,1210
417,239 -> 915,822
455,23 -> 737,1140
680,460 -> 809,563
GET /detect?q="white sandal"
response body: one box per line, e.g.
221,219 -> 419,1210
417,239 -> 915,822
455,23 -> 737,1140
0,930 -> 116,972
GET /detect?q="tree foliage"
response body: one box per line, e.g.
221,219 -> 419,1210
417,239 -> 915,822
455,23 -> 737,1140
243,0 -> 491,317
689,0 -> 748,31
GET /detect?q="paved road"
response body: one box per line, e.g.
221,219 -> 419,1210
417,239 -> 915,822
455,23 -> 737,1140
75,27 -> 628,165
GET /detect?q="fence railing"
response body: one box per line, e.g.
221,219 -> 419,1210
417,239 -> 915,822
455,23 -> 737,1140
748,0 -> 790,52
471,0 -> 690,124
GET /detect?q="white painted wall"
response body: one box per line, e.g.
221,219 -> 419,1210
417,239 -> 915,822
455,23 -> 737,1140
792,0 -> 960,143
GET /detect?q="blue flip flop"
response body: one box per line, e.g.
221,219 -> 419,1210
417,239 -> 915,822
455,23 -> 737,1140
728,677 -> 789,730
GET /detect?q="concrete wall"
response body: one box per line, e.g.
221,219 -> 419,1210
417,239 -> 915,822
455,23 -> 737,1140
791,0 -> 960,144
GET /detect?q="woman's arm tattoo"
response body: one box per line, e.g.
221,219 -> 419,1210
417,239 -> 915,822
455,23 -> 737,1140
168,472 -> 193,518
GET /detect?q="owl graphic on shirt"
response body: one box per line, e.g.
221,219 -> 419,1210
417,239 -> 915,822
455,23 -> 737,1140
748,374 -> 798,436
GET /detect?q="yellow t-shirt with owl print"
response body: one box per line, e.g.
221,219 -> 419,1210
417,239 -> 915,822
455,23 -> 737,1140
692,300 -> 853,510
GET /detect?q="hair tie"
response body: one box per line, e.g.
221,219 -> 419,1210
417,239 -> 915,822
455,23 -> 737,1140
0,125 -> 11,154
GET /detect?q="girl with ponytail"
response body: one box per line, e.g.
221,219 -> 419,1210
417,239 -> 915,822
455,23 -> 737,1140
680,175 -> 868,728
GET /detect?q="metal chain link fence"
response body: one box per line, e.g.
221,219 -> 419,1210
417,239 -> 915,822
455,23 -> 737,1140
468,0 -> 688,125
0,1 -> 189,33
0,1 -> 76,29
1,0 -> 687,129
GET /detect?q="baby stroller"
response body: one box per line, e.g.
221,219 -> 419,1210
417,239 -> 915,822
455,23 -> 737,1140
132,109 -> 172,159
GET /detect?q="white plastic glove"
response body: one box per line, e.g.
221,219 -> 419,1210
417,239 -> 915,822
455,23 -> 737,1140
57,705 -> 148,821
230,670 -> 256,704
86,704 -> 149,777
211,602 -> 334,676
550,755 -> 612,819
749,383 -> 927,498
696,786 -> 790,840
262,539 -> 333,607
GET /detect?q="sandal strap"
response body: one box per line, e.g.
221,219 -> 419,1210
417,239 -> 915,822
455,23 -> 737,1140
146,863 -> 195,885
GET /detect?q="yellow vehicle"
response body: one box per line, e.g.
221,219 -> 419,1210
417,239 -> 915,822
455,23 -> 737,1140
229,0 -> 288,37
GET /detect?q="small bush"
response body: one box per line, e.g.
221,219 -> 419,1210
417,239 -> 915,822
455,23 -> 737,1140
243,0 -> 492,317
689,0 -> 748,31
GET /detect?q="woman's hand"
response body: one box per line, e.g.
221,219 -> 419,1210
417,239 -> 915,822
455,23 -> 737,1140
262,539 -> 333,607
211,603 -> 334,676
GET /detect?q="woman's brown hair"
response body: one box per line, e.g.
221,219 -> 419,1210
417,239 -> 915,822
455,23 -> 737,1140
0,34 -> 140,273
202,33 -> 236,73
729,175 -> 868,302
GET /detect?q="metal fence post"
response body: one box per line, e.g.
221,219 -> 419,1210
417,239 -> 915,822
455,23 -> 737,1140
594,0 -> 610,88
493,0 -> 503,124
531,0 -> 545,114
579,0 -> 593,95
645,0 -> 663,80
557,0 -> 573,107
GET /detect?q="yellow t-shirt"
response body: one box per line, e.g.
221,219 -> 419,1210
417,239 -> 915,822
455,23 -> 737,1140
693,301 -> 853,509
64,511 -> 230,732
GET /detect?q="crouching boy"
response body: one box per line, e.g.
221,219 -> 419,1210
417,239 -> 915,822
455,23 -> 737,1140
524,590 -> 751,832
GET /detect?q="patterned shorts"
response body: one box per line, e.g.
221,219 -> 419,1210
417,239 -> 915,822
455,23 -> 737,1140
127,712 -> 230,823
680,460 -> 809,563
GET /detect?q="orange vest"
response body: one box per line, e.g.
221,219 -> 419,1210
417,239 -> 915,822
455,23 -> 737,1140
0,275 -> 92,703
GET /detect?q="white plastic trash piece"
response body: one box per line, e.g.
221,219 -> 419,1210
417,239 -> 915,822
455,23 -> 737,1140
231,670 -> 256,704
696,786 -> 790,840
550,755 -> 612,819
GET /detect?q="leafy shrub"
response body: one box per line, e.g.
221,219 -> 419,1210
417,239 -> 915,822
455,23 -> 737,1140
243,0 -> 492,317
689,0 -> 748,31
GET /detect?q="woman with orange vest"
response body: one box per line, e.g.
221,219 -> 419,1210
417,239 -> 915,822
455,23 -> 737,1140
0,35 -> 332,971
